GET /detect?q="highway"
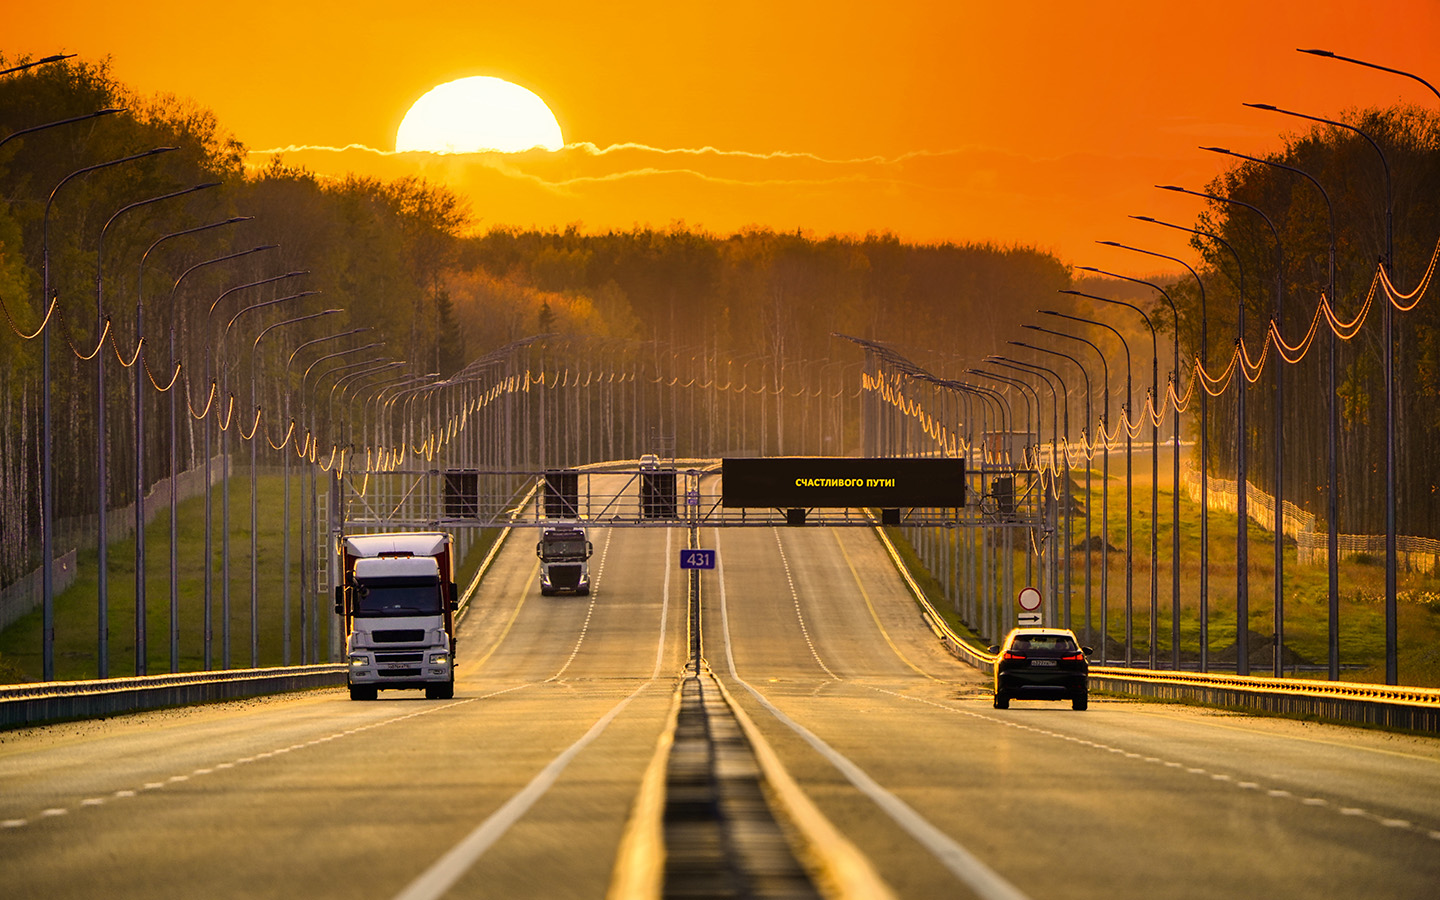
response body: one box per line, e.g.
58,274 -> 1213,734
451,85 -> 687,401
2,520 -> 1439,898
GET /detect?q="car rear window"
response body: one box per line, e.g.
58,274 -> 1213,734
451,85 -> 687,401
1009,634 -> 1078,652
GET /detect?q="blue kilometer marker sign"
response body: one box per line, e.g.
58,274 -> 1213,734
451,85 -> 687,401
680,549 -> 716,569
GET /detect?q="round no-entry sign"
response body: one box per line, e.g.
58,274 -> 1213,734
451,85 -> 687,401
1017,587 -> 1042,611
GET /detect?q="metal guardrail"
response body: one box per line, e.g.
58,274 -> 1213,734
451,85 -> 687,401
0,484 -> 528,732
1086,667 -> 1440,733
0,665 -> 347,730
871,522 -> 1440,735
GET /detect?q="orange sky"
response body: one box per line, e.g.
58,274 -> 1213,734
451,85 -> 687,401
7,1 -> 1440,270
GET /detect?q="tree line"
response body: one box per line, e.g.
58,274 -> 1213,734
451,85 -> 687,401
1167,106 -> 1439,540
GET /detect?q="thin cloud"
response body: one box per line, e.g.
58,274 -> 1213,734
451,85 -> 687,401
245,142 -> 971,167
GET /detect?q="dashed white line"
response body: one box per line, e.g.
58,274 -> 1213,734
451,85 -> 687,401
871,682 -> 1440,845
773,529 -> 841,682
4,696 -> 474,831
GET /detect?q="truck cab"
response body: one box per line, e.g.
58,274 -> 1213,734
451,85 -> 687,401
536,525 -> 592,596
337,532 -> 457,701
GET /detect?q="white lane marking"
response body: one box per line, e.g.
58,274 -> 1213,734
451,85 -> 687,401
4,696 -> 478,831
868,682 -> 1440,845
3,819 -> 27,828
653,528 -> 672,679
391,679 -> 651,900
772,529 -> 841,682
714,530 -> 1030,900
547,528 -> 612,682
392,528 -> 673,900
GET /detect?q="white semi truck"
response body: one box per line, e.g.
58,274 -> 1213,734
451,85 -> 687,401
336,532 -> 457,701
536,524 -> 592,595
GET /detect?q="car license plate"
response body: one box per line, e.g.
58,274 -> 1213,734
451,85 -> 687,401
1030,659 -> 1057,666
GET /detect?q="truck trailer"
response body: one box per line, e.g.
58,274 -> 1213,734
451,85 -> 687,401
336,532 -> 457,700
536,524 -> 592,595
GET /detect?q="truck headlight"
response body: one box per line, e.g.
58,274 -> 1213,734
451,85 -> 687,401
349,655 -> 368,667
428,654 -> 449,665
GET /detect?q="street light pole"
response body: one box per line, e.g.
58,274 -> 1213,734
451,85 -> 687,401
39,146 -> 176,680
284,328 -> 372,662
0,54 -> 76,76
251,310 -> 343,665
163,244 -> 277,672
199,271 -> 308,669
132,216 -> 252,675
1130,216 -> 1251,673
1076,266 -> 1183,668
221,291 -> 321,667
1201,145 -> 1342,679
90,181 -> 221,677
1244,100 -> 1398,684
998,354 -> 1072,630
1066,290 -> 1160,667
1044,309 -> 1133,665
1098,241 -> 1211,669
1160,183 -> 1287,676
968,368 -> 1039,596
1014,338 -> 1092,642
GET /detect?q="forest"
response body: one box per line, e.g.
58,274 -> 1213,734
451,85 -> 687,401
1,54 -> 1437,595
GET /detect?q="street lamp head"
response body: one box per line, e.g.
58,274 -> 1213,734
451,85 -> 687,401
1244,103 -> 1279,112
1128,217 -> 1156,225
1156,184 -> 1185,193
1200,146 -> 1231,155
1075,265 -> 1100,274
1298,48 -> 1336,58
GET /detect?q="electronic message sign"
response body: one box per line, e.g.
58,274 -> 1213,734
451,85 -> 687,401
721,457 -> 965,509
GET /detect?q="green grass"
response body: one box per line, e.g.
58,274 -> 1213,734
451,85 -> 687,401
0,475 -> 501,684
893,462 -> 1440,687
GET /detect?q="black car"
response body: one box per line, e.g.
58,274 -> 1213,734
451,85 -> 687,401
990,628 -> 1091,710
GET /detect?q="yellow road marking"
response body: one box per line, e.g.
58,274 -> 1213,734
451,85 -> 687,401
833,530 -> 941,682
469,559 -> 537,671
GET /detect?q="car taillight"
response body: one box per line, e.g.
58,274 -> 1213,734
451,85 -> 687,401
1003,651 -> 1025,660
1062,653 -> 1085,661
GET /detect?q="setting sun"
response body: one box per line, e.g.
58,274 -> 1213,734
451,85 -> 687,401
396,76 -> 563,154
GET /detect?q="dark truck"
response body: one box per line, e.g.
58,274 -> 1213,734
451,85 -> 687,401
536,523 -> 592,595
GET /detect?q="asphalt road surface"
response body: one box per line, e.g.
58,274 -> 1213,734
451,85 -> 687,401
2,519 -> 1438,899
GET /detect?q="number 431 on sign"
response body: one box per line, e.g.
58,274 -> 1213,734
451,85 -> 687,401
680,549 -> 716,569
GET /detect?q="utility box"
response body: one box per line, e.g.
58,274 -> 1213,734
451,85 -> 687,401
545,469 -> 580,519
641,470 -> 677,519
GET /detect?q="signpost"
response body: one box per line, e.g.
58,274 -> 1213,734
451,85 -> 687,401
1017,586 -> 1042,627
680,549 -> 716,570
720,457 -> 965,509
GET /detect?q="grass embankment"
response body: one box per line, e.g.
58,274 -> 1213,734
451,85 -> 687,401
0,475 -> 500,683
889,457 -> 1440,687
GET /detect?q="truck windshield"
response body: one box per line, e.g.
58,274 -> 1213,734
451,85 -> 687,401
543,539 -> 586,558
353,576 -> 442,617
